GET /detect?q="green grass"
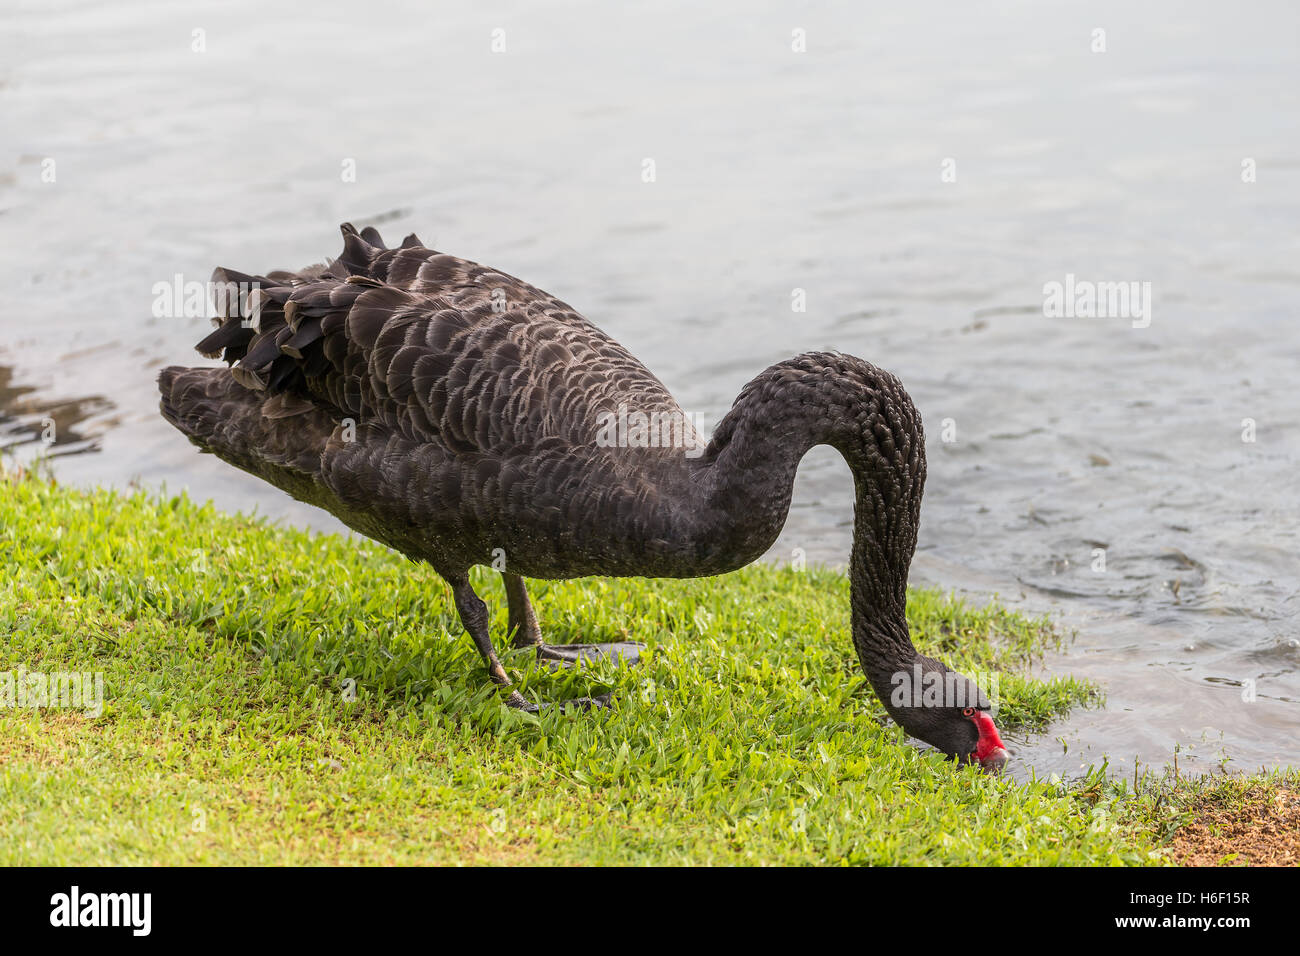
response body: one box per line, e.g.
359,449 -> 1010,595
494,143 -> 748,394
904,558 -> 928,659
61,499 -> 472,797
0,467 -> 1269,865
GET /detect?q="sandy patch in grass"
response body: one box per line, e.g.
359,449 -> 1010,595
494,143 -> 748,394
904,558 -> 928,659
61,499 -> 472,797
0,714 -> 92,767
1170,786 -> 1299,866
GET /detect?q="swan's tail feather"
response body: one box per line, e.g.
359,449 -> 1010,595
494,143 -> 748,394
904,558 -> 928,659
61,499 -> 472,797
191,223 -> 429,401
158,366 -> 334,501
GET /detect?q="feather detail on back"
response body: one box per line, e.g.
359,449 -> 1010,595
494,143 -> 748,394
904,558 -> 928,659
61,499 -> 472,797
198,223 -> 689,455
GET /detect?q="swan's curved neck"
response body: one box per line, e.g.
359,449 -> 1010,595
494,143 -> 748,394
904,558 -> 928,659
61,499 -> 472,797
693,353 -> 927,685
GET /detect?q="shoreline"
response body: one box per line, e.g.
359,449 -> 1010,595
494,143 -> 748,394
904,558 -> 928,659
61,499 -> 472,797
1,465 -> 1294,865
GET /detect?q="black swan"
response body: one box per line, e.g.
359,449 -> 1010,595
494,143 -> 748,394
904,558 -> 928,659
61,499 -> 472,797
158,223 -> 1009,772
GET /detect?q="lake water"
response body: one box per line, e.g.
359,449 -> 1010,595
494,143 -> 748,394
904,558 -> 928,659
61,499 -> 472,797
3,0 -> 1297,777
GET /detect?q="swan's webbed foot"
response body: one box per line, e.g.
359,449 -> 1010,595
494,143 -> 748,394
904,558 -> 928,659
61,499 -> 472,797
503,689 -> 613,713
451,573 -> 633,714
503,572 -> 646,667
535,641 -> 646,667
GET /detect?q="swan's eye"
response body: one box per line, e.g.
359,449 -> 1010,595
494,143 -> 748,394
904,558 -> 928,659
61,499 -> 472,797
961,707 -> 975,717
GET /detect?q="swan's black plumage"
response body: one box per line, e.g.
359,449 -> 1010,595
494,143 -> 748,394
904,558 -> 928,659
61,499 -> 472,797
159,223 -> 1008,769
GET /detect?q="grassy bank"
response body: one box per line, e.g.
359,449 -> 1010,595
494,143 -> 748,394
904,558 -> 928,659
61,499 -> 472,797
0,468 -> 1291,865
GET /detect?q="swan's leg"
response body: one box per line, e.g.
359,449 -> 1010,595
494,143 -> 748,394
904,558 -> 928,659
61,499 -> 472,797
503,572 -> 544,649
502,572 -> 646,666
451,575 -> 513,689
450,574 -> 607,712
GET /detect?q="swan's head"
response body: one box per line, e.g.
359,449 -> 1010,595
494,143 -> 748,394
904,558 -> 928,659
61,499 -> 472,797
961,707 -> 1010,774
883,658 -> 1009,774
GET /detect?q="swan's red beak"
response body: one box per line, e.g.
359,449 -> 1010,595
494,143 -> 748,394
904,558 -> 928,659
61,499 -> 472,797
971,711 -> 1009,774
